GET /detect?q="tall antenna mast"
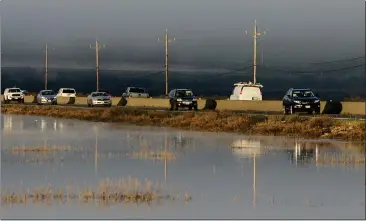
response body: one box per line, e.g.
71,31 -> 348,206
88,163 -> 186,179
246,20 -> 267,84
158,29 -> 176,96
90,40 -> 106,91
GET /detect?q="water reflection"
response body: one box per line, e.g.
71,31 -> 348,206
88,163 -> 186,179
288,141 -> 317,166
229,138 -> 260,209
1,114 -> 365,219
231,139 -> 263,159
1,115 -> 67,133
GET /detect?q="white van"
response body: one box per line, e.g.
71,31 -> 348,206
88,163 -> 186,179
56,88 -> 76,98
229,82 -> 263,101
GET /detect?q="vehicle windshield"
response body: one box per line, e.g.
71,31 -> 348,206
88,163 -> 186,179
92,92 -> 108,97
9,89 -> 21,93
41,91 -> 55,96
292,90 -> 315,98
63,89 -> 75,94
129,88 -> 145,93
176,90 -> 194,97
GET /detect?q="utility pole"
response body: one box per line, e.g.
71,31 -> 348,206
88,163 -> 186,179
158,29 -> 176,96
45,44 -> 48,90
44,44 -> 55,90
90,40 -> 106,91
246,20 -> 267,84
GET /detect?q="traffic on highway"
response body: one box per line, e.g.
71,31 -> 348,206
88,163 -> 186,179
2,84 -> 345,116
2,85 -> 365,121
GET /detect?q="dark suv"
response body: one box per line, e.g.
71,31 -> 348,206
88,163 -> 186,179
282,88 -> 320,114
168,89 -> 198,111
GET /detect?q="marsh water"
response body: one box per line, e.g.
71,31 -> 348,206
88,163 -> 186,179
1,114 -> 365,219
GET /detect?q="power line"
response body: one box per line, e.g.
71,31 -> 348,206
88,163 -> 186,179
310,56 -> 365,65
258,63 -> 365,74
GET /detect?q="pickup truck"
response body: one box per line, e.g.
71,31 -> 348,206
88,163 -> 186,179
122,87 -> 150,98
3,87 -> 25,104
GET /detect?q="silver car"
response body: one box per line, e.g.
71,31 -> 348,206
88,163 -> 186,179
87,92 -> 112,107
37,90 -> 57,105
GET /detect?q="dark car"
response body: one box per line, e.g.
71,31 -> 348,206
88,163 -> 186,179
168,89 -> 198,111
282,88 -> 321,114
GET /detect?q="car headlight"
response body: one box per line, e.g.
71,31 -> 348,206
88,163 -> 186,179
314,100 -> 320,103
294,100 -> 301,104
177,98 -> 182,102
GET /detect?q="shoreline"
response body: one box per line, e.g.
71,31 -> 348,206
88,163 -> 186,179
1,104 -> 365,142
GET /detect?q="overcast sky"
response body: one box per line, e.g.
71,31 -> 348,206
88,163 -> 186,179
1,0 -> 364,71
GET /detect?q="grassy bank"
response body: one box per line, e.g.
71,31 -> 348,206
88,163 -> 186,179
2,105 -> 365,141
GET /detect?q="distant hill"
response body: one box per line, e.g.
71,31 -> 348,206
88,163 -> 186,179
1,66 -> 365,101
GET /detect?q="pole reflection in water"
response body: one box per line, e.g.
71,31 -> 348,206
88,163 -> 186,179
315,144 -> 319,169
230,138 -> 261,210
253,152 -> 256,209
93,126 -> 99,177
41,119 -> 47,132
164,132 -> 168,185
53,120 -> 57,131
3,115 -> 13,134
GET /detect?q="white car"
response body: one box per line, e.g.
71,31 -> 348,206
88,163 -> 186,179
56,88 -> 76,98
229,82 -> 263,101
3,88 -> 24,104
36,90 -> 57,105
87,91 -> 112,107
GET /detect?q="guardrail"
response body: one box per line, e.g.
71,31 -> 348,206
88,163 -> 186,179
1,95 -> 365,115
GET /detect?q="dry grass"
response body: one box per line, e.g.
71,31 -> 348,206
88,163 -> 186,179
11,144 -> 71,153
2,105 -> 365,142
1,177 -> 189,206
129,150 -> 177,161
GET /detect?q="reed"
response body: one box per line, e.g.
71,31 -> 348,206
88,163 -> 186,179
129,150 -> 177,161
1,177 -> 188,206
11,145 -> 71,153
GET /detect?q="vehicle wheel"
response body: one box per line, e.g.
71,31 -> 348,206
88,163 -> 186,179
194,105 -> 198,111
283,105 -> 289,115
108,104 -> 112,108
174,103 -> 179,111
188,106 -> 192,110
169,103 -> 174,111
3,99 -> 7,104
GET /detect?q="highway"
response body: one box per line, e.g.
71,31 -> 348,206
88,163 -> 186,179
1,103 -> 365,121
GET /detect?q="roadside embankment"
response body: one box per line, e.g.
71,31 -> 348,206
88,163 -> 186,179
2,95 -> 365,115
2,105 -> 365,142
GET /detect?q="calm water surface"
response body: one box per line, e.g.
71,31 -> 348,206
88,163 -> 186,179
1,114 -> 365,219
